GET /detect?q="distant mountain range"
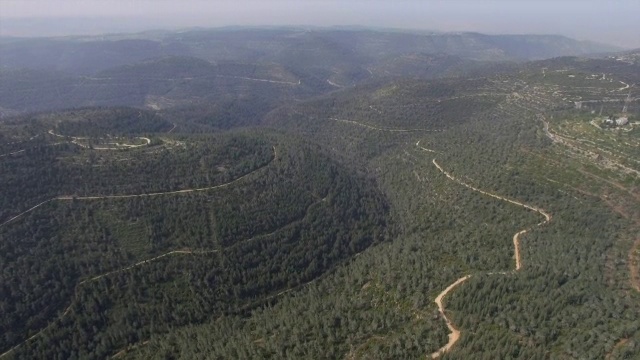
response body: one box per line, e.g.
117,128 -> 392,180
0,28 -> 621,75
0,27 -> 626,117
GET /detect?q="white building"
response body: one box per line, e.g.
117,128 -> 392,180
616,117 -> 629,126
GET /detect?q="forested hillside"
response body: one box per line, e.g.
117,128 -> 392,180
1,28 -> 639,359
0,119 -> 389,359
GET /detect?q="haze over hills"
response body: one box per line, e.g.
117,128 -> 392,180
1,22 -> 639,360
0,28 -> 620,74
2,0 -> 639,48
0,27 -> 622,117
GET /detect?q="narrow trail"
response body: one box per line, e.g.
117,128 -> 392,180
329,118 -> 442,133
57,164 -> 265,200
428,157 -> 551,358
416,140 -> 438,153
0,146 -> 277,228
0,135 -> 38,146
78,250 -> 219,286
0,249 -> 217,359
215,75 -> 300,85
430,275 -> 470,358
0,149 -> 25,157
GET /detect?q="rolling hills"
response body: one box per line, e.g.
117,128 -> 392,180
1,27 -> 639,359
0,28 -> 622,116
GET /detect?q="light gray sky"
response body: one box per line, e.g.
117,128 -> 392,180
1,0 -> 639,48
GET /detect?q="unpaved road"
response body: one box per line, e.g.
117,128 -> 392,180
49,129 -> 151,150
57,165 -> 262,200
0,249 -> 217,359
416,140 -> 437,153
216,75 -> 300,85
78,249 -> 218,285
0,149 -> 25,157
329,118 -> 441,133
429,157 -> 551,358
0,146 -> 276,228
111,340 -> 150,359
430,275 -> 471,358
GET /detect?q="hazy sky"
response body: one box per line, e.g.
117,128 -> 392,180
1,0 -> 639,48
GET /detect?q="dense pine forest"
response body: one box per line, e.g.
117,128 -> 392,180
1,27 -> 639,359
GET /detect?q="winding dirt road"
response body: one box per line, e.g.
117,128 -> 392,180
430,275 -> 471,358
630,238 -> 640,292
0,199 -> 56,227
416,141 -> 437,153
429,157 -> 551,358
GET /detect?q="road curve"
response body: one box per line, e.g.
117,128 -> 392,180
430,275 -> 471,358
416,140 -> 438,153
